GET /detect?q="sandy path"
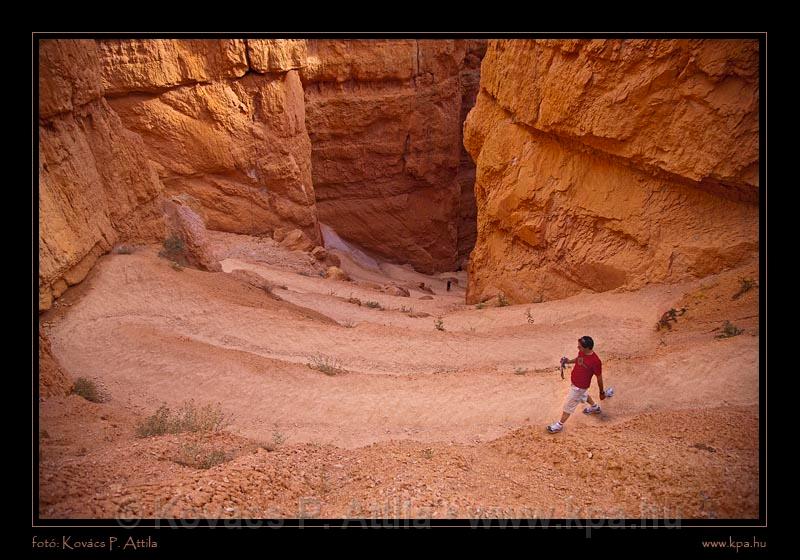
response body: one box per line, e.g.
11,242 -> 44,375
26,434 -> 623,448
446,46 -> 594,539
45,240 -> 759,449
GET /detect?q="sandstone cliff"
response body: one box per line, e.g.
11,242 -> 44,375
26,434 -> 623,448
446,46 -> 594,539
99,39 -> 319,244
39,40 -> 164,311
39,39 -> 322,311
464,39 -> 759,303
302,39 -> 484,274
39,327 -> 72,399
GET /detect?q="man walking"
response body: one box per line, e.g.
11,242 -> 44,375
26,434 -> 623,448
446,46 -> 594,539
547,336 -> 609,433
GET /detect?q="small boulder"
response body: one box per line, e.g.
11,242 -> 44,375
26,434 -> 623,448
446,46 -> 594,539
383,285 -> 410,297
417,282 -> 435,295
161,196 -> 221,272
229,269 -> 275,293
325,266 -> 350,281
280,229 -> 315,252
311,246 -> 328,261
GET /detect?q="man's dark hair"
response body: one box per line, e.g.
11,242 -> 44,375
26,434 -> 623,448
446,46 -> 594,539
579,336 -> 594,349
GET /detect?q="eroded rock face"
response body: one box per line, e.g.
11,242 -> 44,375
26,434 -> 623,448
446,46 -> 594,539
39,327 -> 72,399
465,39 -> 759,303
99,39 -> 320,245
39,40 -> 164,311
39,39 -> 322,311
247,39 -> 307,74
99,39 -> 249,95
303,40 -> 484,274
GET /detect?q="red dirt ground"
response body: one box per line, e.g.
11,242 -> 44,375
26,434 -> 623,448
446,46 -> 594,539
38,233 -> 760,519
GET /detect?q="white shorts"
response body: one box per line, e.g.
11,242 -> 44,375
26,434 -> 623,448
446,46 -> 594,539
563,385 -> 589,414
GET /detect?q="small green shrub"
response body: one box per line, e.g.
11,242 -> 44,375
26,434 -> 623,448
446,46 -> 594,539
307,354 -> 348,376
715,320 -> 744,339
159,235 -> 188,266
261,424 -> 287,452
136,401 -> 232,438
525,308 -> 535,324
732,277 -> 757,300
655,307 -> 687,331
174,443 -> 229,469
72,377 -> 107,403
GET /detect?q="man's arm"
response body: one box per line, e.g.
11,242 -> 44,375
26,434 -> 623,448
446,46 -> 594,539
596,374 -> 605,399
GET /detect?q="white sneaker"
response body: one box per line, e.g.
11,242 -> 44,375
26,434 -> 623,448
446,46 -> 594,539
583,404 -> 601,414
546,421 -> 563,433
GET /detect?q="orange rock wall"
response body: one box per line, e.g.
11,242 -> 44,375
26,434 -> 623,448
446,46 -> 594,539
303,39 -> 484,273
465,39 -> 759,303
39,327 -> 72,399
39,40 -> 164,311
99,39 -> 319,243
39,39 -> 321,311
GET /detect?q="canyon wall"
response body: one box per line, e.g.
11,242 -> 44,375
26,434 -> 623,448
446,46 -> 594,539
38,39 -> 321,311
39,38 -> 759,308
464,39 -> 759,303
39,40 -> 164,311
40,38 -> 485,311
100,39 -> 319,245
302,39 -> 484,273
39,327 -> 72,398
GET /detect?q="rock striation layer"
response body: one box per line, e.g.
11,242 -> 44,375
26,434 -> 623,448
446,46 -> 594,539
464,39 -> 759,303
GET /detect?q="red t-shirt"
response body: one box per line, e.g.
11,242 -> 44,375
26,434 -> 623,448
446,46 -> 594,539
570,351 -> 602,389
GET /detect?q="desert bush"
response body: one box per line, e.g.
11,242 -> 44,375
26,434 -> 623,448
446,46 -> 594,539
159,235 -> 188,265
72,377 -> 108,403
308,354 -> 348,376
261,424 -> 287,452
732,277 -> 757,300
716,321 -> 744,339
525,308 -> 535,324
174,443 -> 229,469
655,307 -> 687,331
136,401 -> 232,438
